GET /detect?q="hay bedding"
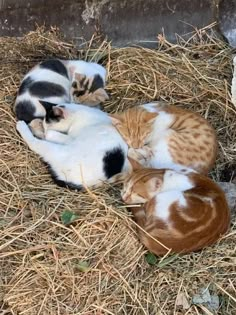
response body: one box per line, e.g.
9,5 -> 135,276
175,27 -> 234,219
0,26 -> 235,314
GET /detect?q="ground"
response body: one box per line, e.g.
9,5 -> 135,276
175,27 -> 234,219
0,27 -> 235,314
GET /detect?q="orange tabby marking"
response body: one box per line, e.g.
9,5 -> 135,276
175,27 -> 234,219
122,159 -> 230,255
110,102 -> 217,174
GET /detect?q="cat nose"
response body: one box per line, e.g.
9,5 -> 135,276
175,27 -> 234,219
122,194 -> 127,201
122,193 -> 131,203
122,193 -> 128,202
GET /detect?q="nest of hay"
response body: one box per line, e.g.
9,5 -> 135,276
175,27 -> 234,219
0,26 -> 235,314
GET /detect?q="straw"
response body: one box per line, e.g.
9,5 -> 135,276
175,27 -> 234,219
0,26 -> 235,314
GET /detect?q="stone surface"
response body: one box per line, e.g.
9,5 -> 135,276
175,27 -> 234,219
219,0 -> 236,47
218,182 -> 236,213
0,0 -> 222,47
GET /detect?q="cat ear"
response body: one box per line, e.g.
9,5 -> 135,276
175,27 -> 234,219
52,106 -> 67,119
128,157 -> 143,171
92,88 -> 109,102
144,112 -> 157,123
39,100 -> 58,110
109,113 -> 123,126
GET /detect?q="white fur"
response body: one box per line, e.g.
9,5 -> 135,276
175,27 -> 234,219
151,111 -> 174,136
153,170 -> 193,222
66,60 -> 106,83
17,105 -> 128,188
141,102 -> 166,113
154,190 -> 187,221
141,102 -> 160,112
161,170 -> 194,192
142,103 -> 175,167
149,136 -> 174,168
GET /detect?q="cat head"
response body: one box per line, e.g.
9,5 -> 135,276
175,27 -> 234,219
39,101 -> 72,133
121,157 -> 165,204
71,73 -> 109,106
109,107 -> 157,148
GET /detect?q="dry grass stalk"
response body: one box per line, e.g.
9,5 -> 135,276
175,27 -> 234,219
0,26 -> 235,314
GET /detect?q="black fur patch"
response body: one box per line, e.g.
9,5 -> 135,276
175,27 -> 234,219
73,90 -> 86,97
45,162 -> 83,190
15,100 -> 38,123
40,59 -> 69,79
18,76 -> 33,95
72,81 -> 77,88
103,147 -> 125,179
29,81 -> 66,98
89,74 -> 104,93
45,108 -> 61,123
39,100 -> 57,111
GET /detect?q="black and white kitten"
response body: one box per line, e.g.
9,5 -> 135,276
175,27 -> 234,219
16,103 -> 128,189
14,59 -> 109,123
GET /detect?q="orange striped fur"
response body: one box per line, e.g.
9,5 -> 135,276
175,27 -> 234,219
110,102 -> 217,174
122,160 -> 230,255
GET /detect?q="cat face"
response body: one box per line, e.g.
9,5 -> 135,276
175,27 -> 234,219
110,108 -> 157,148
121,158 -> 164,204
71,73 -> 109,106
41,103 -> 72,134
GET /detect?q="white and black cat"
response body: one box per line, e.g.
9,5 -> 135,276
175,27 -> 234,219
14,59 -> 109,123
16,103 -> 128,189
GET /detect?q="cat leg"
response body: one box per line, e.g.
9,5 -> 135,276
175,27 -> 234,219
131,206 -> 147,227
45,130 -> 70,144
17,121 -> 62,156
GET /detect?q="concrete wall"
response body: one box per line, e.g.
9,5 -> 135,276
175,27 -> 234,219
0,0 -> 235,47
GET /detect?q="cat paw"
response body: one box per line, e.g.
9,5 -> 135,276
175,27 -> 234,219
128,146 -> 153,162
29,118 -> 45,139
16,120 -> 34,141
142,145 -> 154,160
128,148 -> 140,160
16,120 -> 29,134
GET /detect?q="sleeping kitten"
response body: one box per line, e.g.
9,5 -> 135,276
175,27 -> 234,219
110,102 -> 217,174
16,103 -> 128,189
14,59 -> 108,123
122,158 -> 230,255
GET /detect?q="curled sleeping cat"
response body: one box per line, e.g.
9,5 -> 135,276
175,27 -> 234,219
122,158 -> 230,255
14,59 -> 109,123
16,103 -> 128,189
110,102 -> 217,174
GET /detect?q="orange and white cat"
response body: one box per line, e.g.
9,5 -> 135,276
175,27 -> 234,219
122,158 -> 230,255
110,102 -> 217,174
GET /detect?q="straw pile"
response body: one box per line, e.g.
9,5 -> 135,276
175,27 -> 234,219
0,26 -> 235,314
